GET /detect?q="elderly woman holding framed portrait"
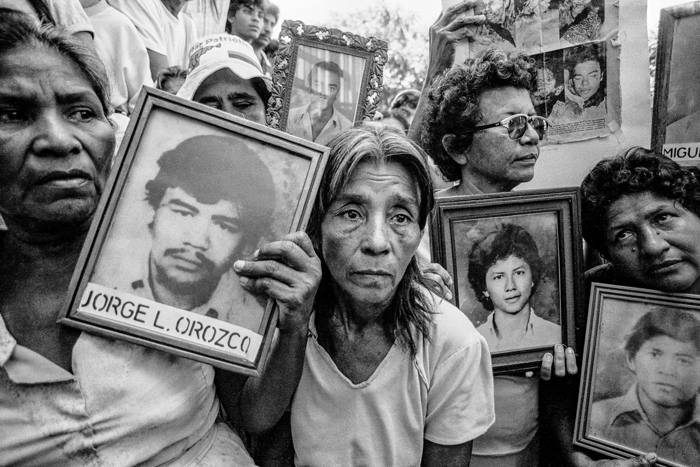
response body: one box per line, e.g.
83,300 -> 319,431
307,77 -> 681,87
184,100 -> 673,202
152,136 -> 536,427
0,11 -> 308,466
541,147 -> 700,467
234,125 -> 495,466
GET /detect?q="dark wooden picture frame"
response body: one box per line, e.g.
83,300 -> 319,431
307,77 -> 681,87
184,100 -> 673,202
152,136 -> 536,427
266,19 -> 387,143
575,283 -> 700,466
651,1 -> 700,160
58,87 -> 328,376
430,188 -> 582,374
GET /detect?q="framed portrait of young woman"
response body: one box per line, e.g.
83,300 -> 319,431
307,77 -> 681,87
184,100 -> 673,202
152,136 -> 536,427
430,188 -> 582,373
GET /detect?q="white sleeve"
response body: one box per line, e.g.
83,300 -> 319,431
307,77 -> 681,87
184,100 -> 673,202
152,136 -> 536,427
424,332 -> 495,445
106,0 -> 166,56
46,0 -> 94,36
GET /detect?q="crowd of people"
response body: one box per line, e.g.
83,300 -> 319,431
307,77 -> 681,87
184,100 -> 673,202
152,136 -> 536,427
0,1 -> 697,467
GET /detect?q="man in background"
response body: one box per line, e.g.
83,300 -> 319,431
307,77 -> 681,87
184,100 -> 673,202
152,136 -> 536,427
287,60 -> 353,145
252,0 -> 279,76
226,0 -> 264,43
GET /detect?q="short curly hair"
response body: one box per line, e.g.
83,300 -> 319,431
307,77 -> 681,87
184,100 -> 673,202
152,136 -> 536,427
419,48 -> 537,182
467,223 -> 543,311
580,147 -> 700,259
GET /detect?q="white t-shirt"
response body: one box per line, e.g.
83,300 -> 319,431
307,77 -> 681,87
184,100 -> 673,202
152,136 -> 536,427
291,293 -> 495,466
106,0 -> 196,68
84,1 -> 152,114
182,0 -> 230,38
47,0 -> 94,37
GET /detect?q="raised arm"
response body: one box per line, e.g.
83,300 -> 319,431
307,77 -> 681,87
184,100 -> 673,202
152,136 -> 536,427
408,0 -> 486,143
226,231 -> 321,434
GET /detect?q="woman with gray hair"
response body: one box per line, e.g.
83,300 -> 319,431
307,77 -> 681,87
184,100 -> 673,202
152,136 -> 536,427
233,125 -> 495,466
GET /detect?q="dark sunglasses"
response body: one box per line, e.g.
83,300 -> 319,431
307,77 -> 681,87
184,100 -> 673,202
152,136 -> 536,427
465,114 -> 550,140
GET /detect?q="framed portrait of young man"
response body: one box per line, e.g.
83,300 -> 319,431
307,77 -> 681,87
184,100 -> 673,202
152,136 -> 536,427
59,87 -> 328,376
430,188 -> 582,373
266,19 -> 388,146
575,283 -> 700,467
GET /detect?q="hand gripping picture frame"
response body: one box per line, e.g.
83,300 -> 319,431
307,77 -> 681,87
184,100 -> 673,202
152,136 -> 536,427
575,283 -> 700,467
430,188 -> 582,374
58,87 -> 328,376
266,19 -> 388,146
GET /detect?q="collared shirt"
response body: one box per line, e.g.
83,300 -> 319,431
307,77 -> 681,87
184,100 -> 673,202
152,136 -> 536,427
590,385 -> 700,465
476,308 -> 561,353
286,103 -> 353,146
0,313 -> 254,466
257,49 -> 272,77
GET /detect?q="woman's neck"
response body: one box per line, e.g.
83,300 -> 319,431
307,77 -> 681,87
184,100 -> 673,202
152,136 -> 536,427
493,305 -> 531,337
0,216 -> 90,270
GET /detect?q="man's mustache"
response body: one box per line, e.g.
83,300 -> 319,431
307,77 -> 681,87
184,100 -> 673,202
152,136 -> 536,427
164,248 -> 216,271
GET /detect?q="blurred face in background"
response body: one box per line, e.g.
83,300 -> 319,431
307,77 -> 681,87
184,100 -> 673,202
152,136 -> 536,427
254,11 -> 278,49
309,68 -> 340,112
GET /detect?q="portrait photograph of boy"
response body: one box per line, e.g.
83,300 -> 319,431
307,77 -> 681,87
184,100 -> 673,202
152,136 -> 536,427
586,299 -> 700,466
454,213 -> 563,355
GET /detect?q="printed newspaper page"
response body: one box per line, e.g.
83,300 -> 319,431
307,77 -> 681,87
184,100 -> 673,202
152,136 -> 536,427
465,0 -> 621,144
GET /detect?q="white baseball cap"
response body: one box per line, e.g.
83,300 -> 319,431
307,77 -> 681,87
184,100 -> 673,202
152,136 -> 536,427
177,34 -> 271,101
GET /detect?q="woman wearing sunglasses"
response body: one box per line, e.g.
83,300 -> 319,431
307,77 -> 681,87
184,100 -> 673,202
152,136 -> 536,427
415,47 -> 576,467
419,47 -> 549,196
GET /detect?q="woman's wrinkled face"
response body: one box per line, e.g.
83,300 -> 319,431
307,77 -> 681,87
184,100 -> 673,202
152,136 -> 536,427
605,192 -> 700,294
320,161 -> 422,311
0,45 -> 115,229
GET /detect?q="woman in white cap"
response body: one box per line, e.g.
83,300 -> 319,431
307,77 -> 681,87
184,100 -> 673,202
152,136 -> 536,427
177,33 -> 271,123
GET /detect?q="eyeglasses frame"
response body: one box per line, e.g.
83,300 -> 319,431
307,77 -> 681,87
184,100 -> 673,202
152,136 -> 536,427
463,113 -> 551,140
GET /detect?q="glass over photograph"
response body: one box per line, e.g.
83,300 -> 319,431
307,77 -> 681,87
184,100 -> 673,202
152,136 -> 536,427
285,44 -> 366,145
87,108 -> 311,349
454,213 -> 562,354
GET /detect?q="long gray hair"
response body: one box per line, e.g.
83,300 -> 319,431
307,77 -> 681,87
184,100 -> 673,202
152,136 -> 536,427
308,126 -> 437,356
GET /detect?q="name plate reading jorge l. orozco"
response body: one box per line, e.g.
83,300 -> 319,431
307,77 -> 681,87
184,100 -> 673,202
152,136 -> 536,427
78,282 -> 263,361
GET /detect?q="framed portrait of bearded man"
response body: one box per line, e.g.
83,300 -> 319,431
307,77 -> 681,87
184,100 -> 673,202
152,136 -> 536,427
59,88 -> 328,376
575,283 -> 700,467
